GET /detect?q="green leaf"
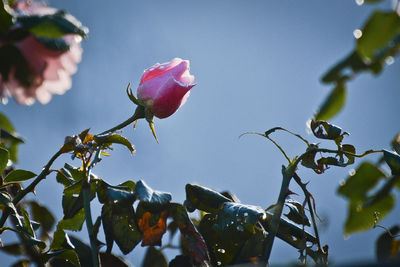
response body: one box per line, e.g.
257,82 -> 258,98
94,134 -> 135,154
63,164 -> 85,181
0,146 -> 9,174
314,83 -> 346,121
383,150 -> 400,176
214,202 -> 266,235
198,212 -> 242,265
0,112 -> 15,132
284,199 -> 310,226
344,194 -> 395,235
338,162 -> 386,201
0,113 -> 23,163
101,203 -> 142,255
58,208 -> 86,232
100,253 -> 129,267
0,191 -> 22,226
0,1 -> 13,34
45,249 -> 80,267
357,11 -> 400,60
141,247 -> 168,267
310,120 -> 348,141
50,229 -> 75,251
20,207 -> 35,237
4,169 -> 37,183
17,10 -> 88,38
168,203 -> 210,266
62,180 -> 96,219
27,201 -> 56,239
97,180 -> 135,205
376,225 -> 400,261
135,180 -> 172,207
234,226 -> 266,263
37,37 -> 70,52
56,169 -> 74,187
185,184 -> 231,213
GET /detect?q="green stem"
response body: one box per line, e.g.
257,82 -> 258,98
0,149 -> 63,227
98,105 -> 145,135
82,161 -> 100,267
261,165 -> 292,264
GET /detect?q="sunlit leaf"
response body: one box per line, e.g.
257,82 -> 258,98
94,134 -> 135,154
17,10 -> 88,38
45,249 -> 81,267
135,180 -> 171,207
97,180 -> 135,205
357,11 -> 400,60
4,169 -> 36,183
56,168 -> 74,187
338,162 -> 386,201
0,147 -> 8,174
314,83 -> 346,121
214,202 -> 266,235
185,184 -> 231,213
63,164 -> 85,181
344,195 -> 395,235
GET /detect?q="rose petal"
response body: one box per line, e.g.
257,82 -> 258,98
137,60 -> 190,101
152,77 -> 195,119
139,58 -> 182,85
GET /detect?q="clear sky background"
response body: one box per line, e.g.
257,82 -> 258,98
1,0 -> 400,266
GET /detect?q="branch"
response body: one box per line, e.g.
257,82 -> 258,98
0,149 -> 63,227
261,165 -> 292,264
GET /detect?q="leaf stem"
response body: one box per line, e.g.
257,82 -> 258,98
98,105 -> 145,135
0,149 -> 63,227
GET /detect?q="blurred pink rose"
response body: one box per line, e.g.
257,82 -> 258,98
0,1 -> 83,105
137,58 -> 196,119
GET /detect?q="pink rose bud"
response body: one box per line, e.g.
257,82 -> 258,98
137,58 -> 196,119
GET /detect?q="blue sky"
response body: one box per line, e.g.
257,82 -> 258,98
1,0 -> 399,265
